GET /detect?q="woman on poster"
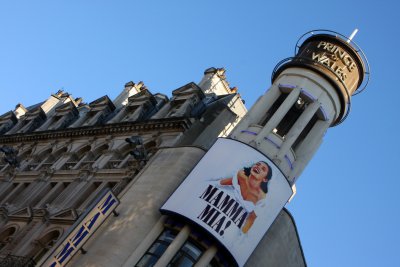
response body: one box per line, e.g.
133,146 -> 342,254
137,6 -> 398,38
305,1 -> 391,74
219,161 -> 272,233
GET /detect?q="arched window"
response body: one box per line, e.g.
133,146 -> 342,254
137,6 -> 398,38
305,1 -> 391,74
89,144 -> 109,168
40,146 -> 68,170
103,143 -> 129,169
26,148 -> 52,171
77,143 -> 108,168
16,147 -> 33,171
31,230 -> 62,263
75,145 -> 92,161
0,226 -> 17,251
64,145 -> 91,170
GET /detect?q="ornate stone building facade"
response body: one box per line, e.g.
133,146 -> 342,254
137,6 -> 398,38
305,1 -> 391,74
0,68 -> 261,265
0,66 -> 307,267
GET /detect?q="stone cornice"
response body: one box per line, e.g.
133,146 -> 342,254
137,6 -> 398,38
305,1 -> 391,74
0,117 -> 192,144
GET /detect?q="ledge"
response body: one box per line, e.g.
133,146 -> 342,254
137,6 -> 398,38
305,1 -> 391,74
0,117 -> 192,144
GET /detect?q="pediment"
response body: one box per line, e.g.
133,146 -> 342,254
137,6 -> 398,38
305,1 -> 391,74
9,206 -> 32,220
50,208 -> 78,223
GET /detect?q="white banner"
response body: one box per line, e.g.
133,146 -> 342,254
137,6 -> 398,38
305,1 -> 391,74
161,138 -> 293,267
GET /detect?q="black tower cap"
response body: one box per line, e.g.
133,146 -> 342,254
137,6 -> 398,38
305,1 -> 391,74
272,30 -> 370,126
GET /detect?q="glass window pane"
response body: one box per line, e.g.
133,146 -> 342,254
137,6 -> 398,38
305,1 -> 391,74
136,254 -> 158,267
135,230 -> 177,267
169,252 -> 195,267
148,242 -> 167,256
159,229 -> 175,242
181,242 -> 201,260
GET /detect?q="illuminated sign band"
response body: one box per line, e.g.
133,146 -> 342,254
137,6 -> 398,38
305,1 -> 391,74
161,138 -> 293,267
39,189 -> 120,267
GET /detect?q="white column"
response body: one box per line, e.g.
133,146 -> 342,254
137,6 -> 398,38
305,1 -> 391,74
290,119 -> 330,182
255,87 -> 301,144
194,245 -> 217,267
250,85 -> 282,124
153,225 -> 190,267
276,101 -> 320,159
231,85 -> 281,139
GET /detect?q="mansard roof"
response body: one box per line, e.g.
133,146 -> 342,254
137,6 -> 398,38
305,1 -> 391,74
0,68 -> 243,137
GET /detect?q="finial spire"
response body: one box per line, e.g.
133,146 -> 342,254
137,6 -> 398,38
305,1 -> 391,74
347,28 -> 358,43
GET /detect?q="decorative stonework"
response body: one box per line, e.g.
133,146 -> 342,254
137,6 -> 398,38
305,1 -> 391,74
0,118 -> 192,144
0,70 -> 246,264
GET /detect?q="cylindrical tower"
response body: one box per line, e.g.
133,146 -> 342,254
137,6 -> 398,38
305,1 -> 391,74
230,30 -> 370,184
130,30 -> 371,267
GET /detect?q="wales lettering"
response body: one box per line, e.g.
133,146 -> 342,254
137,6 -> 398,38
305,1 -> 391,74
197,184 -> 248,236
310,41 -> 358,82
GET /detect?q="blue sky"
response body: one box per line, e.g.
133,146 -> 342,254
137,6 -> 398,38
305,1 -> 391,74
0,1 -> 398,266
